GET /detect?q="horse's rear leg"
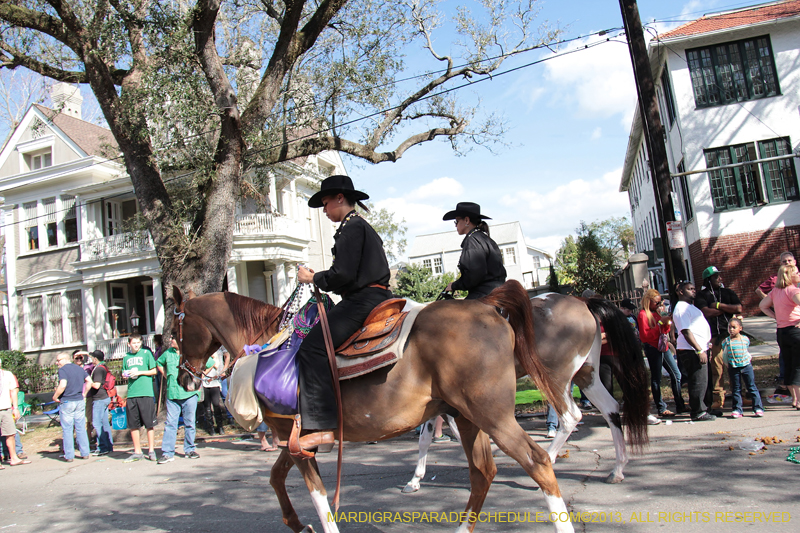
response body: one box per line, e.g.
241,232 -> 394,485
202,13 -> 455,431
453,417 -> 496,533
291,456 -> 340,533
487,419 -> 574,533
403,418 -> 436,493
270,449 -> 312,532
581,379 -> 628,484
546,387 -> 582,464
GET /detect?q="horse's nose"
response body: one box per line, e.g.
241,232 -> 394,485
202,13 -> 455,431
177,369 -> 200,392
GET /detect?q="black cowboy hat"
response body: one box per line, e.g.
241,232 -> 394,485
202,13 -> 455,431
308,175 -> 370,208
442,202 -> 492,221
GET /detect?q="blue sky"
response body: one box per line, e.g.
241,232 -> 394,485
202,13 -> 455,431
350,0 -> 762,259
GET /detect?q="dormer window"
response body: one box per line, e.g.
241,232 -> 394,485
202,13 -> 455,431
24,149 -> 52,171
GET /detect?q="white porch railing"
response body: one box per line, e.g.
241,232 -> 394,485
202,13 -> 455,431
80,230 -> 155,261
234,213 -> 274,234
94,334 -> 157,360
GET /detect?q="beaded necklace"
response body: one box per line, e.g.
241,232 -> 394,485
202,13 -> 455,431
332,210 -> 359,261
788,446 -> 800,465
293,294 -> 333,338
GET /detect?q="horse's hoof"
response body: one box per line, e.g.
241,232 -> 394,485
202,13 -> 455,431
301,526 -> 315,533
402,482 -> 420,493
605,473 -> 624,484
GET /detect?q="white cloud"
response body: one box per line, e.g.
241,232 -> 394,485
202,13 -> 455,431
591,127 -> 602,140
406,176 -> 464,201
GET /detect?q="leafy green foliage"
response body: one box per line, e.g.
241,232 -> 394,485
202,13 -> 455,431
393,264 -> 459,302
360,202 -> 407,263
0,350 -> 58,394
547,262 -> 560,292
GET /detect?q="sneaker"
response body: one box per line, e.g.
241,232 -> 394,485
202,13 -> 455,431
124,453 -> 144,463
17,453 -> 28,460
709,409 -> 724,417
157,455 -> 175,464
146,451 -> 157,461
692,412 -> 716,422
545,428 -> 557,439
579,400 -> 592,410
731,411 -> 743,418
754,409 -> 765,417
186,451 -> 200,459
90,450 -> 109,456
432,435 -> 451,443
647,415 -> 661,425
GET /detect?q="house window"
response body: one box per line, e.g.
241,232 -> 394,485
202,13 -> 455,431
23,202 -> 39,250
433,257 -> 443,274
677,161 -> 694,221
28,296 -> 44,347
705,142 -> 763,211
66,290 -> 84,343
422,259 -> 432,271
47,293 -> 63,345
660,68 -> 676,126
758,137 -> 799,202
687,36 -> 779,108
43,197 -> 58,247
532,256 -> 541,270
504,247 -> 517,265
24,150 -> 52,171
63,195 -> 78,243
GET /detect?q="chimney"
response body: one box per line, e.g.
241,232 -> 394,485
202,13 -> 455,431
50,83 -> 83,120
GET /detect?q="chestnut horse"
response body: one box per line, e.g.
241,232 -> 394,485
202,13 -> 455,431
404,293 -> 650,492
172,282 -> 646,533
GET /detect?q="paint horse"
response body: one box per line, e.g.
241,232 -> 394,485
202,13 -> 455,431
404,293 -> 650,493
173,281 -> 648,533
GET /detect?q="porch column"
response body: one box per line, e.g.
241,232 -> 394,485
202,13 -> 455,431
3,206 -> 19,348
274,261 -> 288,303
82,284 -> 97,350
227,263 -> 240,294
268,173 -> 277,213
94,283 -> 111,339
151,275 -> 165,333
263,269 -> 275,306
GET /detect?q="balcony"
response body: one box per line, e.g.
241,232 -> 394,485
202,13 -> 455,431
80,230 -> 154,261
95,334 -> 157,360
233,212 -> 308,240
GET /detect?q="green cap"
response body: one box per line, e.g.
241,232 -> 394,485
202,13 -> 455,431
702,266 -> 720,279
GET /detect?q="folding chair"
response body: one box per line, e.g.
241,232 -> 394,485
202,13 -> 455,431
41,401 -> 60,426
16,391 -> 31,435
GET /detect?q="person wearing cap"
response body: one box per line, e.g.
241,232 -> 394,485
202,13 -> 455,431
87,350 -> 113,456
294,175 -> 392,455
695,266 -> 742,411
442,202 -> 507,299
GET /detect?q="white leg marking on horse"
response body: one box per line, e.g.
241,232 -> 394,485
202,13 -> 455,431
547,385 -> 582,464
543,492 -> 575,533
446,414 -> 462,443
583,379 -> 627,483
403,419 -> 435,493
455,521 -> 472,533
309,489 -> 340,533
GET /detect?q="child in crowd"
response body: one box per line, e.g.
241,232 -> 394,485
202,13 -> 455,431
722,318 -> 764,418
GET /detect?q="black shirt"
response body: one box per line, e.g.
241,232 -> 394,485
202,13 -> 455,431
451,228 -> 507,296
695,286 -> 742,338
88,365 -> 108,400
313,211 -> 390,297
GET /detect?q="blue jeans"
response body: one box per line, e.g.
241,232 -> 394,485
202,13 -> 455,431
0,432 -> 23,459
546,405 -> 559,431
91,397 -> 113,453
728,364 -> 763,414
60,400 -> 90,460
162,395 -> 197,457
644,343 -> 684,414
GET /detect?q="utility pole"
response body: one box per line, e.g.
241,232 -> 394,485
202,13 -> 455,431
619,0 -> 681,304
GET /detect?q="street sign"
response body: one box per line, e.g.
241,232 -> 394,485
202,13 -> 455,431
667,221 -> 685,249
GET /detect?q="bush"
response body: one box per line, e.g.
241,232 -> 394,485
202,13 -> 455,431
0,350 -> 59,393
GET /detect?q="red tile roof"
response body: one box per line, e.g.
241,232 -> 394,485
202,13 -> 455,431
659,0 -> 800,39
34,104 -> 118,158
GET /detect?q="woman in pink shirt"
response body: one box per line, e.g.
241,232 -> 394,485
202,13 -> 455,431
760,264 -> 800,409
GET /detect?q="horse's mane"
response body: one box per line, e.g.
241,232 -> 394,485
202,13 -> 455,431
222,292 -> 283,340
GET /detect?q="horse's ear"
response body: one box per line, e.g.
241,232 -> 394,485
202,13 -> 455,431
173,286 -> 184,307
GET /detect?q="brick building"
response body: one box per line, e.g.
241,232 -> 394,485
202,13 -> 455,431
619,0 -> 800,313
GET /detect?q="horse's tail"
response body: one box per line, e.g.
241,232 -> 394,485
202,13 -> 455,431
480,280 -> 567,416
583,298 -> 650,451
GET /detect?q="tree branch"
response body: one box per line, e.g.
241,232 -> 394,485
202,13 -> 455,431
0,43 -> 87,83
0,1 -> 78,51
260,0 -> 283,25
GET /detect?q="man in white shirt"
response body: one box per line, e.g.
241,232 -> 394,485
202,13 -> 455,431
672,281 -> 716,422
0,361 -> 31,466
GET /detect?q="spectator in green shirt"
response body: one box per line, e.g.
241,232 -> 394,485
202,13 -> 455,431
156,336 -> 212,463
122,333 -> 158,463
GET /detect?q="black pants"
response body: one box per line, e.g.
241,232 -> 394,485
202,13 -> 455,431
643,343 -> 685,414
599,355 -> 619,396
777,326 -> 800,387
202,386 -> 225,429
677,350 -> 709,418
297,287 -> 392,430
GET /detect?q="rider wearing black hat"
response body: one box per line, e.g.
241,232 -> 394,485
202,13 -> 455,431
443,202 -> 507,299
295,175 -> 391,453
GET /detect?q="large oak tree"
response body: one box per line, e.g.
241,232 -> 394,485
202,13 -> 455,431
0,0 -> 557,312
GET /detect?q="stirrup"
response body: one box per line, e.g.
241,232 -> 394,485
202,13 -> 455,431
288,415 -> 335,459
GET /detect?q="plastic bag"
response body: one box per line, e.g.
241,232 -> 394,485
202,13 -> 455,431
111,407 -> 127,431
738,437 -> 764,452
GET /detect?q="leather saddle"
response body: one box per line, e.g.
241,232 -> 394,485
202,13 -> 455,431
336,298 -> 408,358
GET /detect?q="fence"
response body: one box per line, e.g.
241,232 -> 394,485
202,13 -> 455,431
2,351 -> 129,395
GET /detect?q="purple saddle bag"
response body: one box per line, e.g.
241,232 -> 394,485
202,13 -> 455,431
254,331 -> 301,415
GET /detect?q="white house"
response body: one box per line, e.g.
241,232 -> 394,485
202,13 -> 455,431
0,83 -> 345,363
619,0 -> 800,312
407,222 -> 552,289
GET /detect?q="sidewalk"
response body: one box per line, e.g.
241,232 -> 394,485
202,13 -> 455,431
742,315 -> 779,358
